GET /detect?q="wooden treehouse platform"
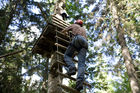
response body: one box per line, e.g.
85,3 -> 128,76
32,15 -> 91,93
32,15 -> 70,57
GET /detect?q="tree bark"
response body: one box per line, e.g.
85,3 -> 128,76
42,58 -> 49,93
0,50 -> 23,59
47,53 -> 63,93
53,0 -> 66,20
109,0 -> 140,93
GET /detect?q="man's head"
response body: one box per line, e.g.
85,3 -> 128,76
75,20 -> 83,27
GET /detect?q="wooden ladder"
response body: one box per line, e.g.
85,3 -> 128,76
50,28 -> 91,93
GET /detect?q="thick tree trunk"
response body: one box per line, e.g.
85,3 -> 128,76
110,0 -> 140,93
47,53 -> 63,93
53,0 -> 67,20
42,58 -> 49,93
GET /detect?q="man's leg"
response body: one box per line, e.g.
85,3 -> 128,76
75,48 -> 87,91
64,44 -> 76,75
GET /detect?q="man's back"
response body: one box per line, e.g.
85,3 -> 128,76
64,24 -> 87,39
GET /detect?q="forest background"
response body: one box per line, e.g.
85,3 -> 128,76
0,0 -> 140,93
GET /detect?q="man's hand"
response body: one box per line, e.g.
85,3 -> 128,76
62,29 -> 68,36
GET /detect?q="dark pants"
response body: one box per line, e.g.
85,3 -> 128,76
64,35 -> 88,90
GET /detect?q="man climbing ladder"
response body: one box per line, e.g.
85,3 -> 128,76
62,20 -> 88,91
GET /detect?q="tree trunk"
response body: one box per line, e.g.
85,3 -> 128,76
47,53 -> 63,93
109,0 -> 140,93
42,58 -> 49,93
53,0 -> 66,20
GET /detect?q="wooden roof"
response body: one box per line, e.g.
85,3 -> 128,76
32,15 -> 70,57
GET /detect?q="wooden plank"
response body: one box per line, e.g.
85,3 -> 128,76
51,18 -> 66,29
57,60 -> 67,66
57,72 -> 91,88
57,59 -> 88,75
55,43 -> 67,50
51,16 -> 70,29
58,84 -> 80,93
52,15 -> 70,25
52,17 -> 69,27
136,71 -> 140,78
56,51 -> 78,63
52,59 -> 88,75
52,15 -> 70,26
52,16 -> 70,27
32,24 -> 51,54
42,24 -> 56,35
56,30 -> 70,39
136,71 -> 140,73
51,22 -> 64,29
41,36 -> 54,44
55,36 -> 70,44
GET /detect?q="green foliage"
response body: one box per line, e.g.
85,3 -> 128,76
0,0 -> 139,93
68,80 -> 76,89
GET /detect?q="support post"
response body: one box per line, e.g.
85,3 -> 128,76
47,52 -> 63,93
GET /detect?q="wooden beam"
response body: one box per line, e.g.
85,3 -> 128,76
136,71 -> 140,78
56,51 -> 78,63
136,71 -> 140,73
58,84 -> 80,93
52,16 -> 70,27
56,30 -> 70,39
56,30 -> 69,37
55,36 -> 70,44
52,15 -> 70,26
57,72 -> 92,88
52,17 -> 68,27
32,25 -> 49,54
51,20 -> 66,29
57,60 -> 67,66
51,59 -> 88,75
57,59 -> 88,75
41,36 -> 54,44
55,43 -> 67,50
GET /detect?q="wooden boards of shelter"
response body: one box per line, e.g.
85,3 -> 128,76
32,15 -> 70,57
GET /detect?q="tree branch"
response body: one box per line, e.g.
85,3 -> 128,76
0,50 -> 24,59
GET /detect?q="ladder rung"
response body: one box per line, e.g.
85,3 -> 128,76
55,43 -> 67,50
56,51 -> 78,63
55,36 -> 70,44
50,60 -> 66,72
136,71 -> 140,78
56,51 -> 64,56
57,72 -> 91,88
56,60 -> 88,75
58,84 -> 80,93
56,31 -> 70,38
136,71 -> 140,73
57,60 -> 67,66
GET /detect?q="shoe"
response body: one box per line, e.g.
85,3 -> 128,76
75,80 -> 83,91
66,67 -> 76,76
66,69 -> 76,76
75,85 -> 83,92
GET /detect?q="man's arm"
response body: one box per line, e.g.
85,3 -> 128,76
61,24 -> 73,35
